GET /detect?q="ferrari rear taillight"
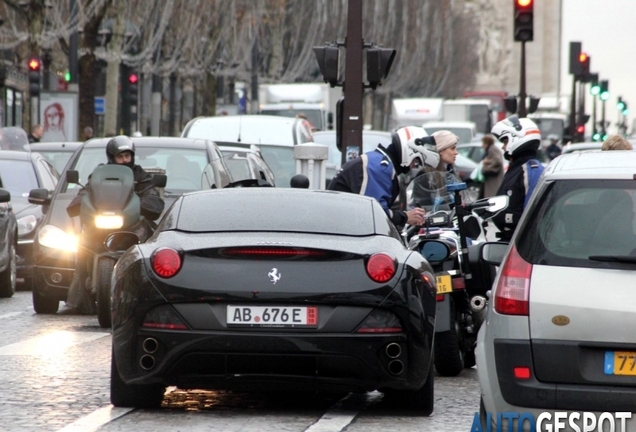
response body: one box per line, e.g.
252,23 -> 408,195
142,305 -> 188,330
223,247 -> 326,257
151,248 -> 182,278
357,309 -> 403,333
366,253 -> 396,283
494,245 -> 532,316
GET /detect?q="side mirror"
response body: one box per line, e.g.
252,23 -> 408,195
0,189 -> 10,203
66,170 -> 79,184
420,240 -> 452,263
152,174 -> 167,188
104,232 -> 140,253
486,195 -> 509,213
28,188 -> 49,205
480,242 -> 509,266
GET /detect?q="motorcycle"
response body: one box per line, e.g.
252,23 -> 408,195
404,170 -> 508,376
67,165 -> 166,328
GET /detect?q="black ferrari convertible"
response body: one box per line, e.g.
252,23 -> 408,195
110,188 -> 437,415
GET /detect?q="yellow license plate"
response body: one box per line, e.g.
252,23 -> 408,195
605,351 -> 636,376
436,274 -> 452,294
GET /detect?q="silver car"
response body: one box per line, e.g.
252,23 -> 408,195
476,150 -> 636,430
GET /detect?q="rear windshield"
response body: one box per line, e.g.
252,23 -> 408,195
517,179 -> 636,269
176,190 -> 377,236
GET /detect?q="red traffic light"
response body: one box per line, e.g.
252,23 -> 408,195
517,0 -> 532,6
576,124 -> 585,134
28,58 -> 41,71
579,52 -> 588,63
128,73 -> 138,84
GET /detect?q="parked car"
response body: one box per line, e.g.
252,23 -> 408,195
27,137 -> 233,314
182,115 -> 314,187
218,145 -> 275,187
26,141 -> 83,174
311,130 -> 392,185
110,187 -> 436,414
0,187 -> 16,298
0,150 -> 59,289
561,141 -> 603,154
476,150 -> 636,429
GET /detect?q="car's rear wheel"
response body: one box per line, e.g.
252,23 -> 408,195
434,299 -> 464,376
110,349 -> 165,408
96,258 -> 115,329
383,357 -> 434,416
0,244 -> 17,298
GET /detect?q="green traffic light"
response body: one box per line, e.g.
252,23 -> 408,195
591,85 -> 600,96
623,109 -> 629,116
602,134 -> 608,141
64,71 -> 71,82
600,91 -> 610,101
593,133 -> 601,141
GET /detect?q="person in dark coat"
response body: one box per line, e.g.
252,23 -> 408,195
328,126 -> 439,229
480,134 -> 505,198
490,116 -> 543,241
65,136 -> 165,313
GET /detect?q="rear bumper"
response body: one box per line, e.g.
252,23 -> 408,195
113,330 -> 432,394
494,339 -> 636,412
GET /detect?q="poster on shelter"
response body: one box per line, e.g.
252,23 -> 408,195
39,92 -> 79,142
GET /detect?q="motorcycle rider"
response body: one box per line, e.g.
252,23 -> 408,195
490,115 -> 543,241
65,136 -> 165,313
328,126 -> 438,229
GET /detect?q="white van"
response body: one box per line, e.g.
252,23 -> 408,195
182,115 -> 314,187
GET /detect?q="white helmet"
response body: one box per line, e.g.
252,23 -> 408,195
491,115 -> 542,157
392,126 -> 440,169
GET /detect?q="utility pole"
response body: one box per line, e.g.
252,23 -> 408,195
518,41 -> 527,118
104,1 -> 125,136
341,0 -> 363,166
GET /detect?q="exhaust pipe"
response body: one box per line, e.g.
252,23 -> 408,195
140,354 -> 156,370
143,338 -> 159,354
388,360 -> 404,375
385,343 -> 402,359
470,295 -> 487,312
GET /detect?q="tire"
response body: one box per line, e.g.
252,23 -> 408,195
32,288 -> 59,314
110,349 -> 164,408
96,258 -> 115,329
434,299 -> 465,377
383,357 -> 434,416
0,243 -> 16,298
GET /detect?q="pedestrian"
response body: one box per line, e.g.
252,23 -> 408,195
328,126 -> 437,229
28,124 -> 43,143
479,134 -> 504,198
545,134 -> 562,160
83,126 -> 94,141
601,134 -> 633,151
490,115 -> 544,241
65,135 -> 165,313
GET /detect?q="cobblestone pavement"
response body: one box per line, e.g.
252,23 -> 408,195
0,291 -> 481,432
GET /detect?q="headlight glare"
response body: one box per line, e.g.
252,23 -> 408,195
94,214 -> 124,229
38,225 -> 78,252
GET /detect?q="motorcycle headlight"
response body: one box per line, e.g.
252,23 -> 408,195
94,214 -> 124,229
17,214 -> 38,236
38,225 -> 78,252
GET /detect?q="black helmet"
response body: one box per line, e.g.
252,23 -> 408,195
106,135 -> 135,165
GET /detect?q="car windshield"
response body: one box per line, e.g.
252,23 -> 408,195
517,179 -> 636,269
35,150 -> 74,173
67,147 -> 210,193
257,146 -> 295,188
0,160 -> 38,196
424,127 -> 473,144
406,170 -> 467,212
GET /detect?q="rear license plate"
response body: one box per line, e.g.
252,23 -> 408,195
227,306 -> 318,327
604,351 -> 636,375
436,274 -> 452,294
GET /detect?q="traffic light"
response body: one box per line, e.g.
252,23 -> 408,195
528,95 -> 540,114
579,53 -> 590,81
128,72 -> 139,105
600,80 -> 609,101
592,131 -> 601,141
569,42 -> 582,76
514,0 -> 534,42
590,75 -> 600,95
617,97 -> 626,111
504,96 -> 518,114
622,103 -> 629,116
366,47 -> 396,90
28,57 -> 41,98
313,45 -> 340,87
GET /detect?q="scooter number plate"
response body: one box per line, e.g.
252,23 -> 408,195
436,275 -> 453,294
